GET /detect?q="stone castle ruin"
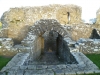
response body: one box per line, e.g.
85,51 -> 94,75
0,4 -> 100,75
0,4 -> 81,44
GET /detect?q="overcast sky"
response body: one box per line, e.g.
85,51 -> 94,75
0,0 -> 100,22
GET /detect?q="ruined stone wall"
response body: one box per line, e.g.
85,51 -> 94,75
62,24 -> 95,41
1,4 -> 81,43
0,38 -> 31,56
64,38 -> 100,54
78,39 -> 100,54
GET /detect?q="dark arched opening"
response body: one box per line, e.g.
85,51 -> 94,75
37,30 -> 77,64
67,12 -> 70,24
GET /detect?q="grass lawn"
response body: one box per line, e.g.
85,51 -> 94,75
0,56 -> 12,70
85,54 -> 100,75
86,54 -> 100,69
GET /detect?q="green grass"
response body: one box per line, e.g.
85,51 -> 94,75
83,54 -> 100,75
86,54 -> 100,69
0,56 -> 12,70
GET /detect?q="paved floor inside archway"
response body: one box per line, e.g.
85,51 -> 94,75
28,51 -> 77,65
28,52 -> 63,65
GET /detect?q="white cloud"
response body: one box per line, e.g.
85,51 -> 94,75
0,0 -> 100,23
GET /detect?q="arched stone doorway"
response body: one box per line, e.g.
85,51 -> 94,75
21,19 -> 75,64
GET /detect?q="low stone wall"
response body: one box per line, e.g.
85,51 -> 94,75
68,38 -> 100,54
0,37 -> 100,56
1,52 -> 100,75
0,38 -> 30,56
1,53 -> 30,72
78,39 -> 100,54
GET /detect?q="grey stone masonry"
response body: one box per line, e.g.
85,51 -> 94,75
0,38 -> 14,48
67,38 -> 100,54
78,39 -> 100,54
0,38 -> 33,56
1,52 -> 100,75
1,53 -> 29,72
29,19 -> 70,37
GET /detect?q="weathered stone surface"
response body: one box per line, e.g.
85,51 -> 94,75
24,70 -> 38,75
10,66 -> 19,70
1,52 -> 100,75
70,25 -> 94,41
0,72 -> 6,75
24,69 -> 54,75
36,65 -> 47,70
19,66 -> 27,70
7,70 -> 16,75
75,38 -> 100,54
16,70 -> 24,75
0,28 -> 8,38
1,53 -> 29,72
1,4 -> 81,44
84,70 -> 94,74
0,38 -> 14,47
57,65 -> 66,69
47,65 -> 58,70
27,65 -> 36,69
54,69 -> 64,75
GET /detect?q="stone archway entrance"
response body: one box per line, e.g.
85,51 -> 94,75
22,19 -> 76,64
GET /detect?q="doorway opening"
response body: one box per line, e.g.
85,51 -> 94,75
67,12 -> 70,24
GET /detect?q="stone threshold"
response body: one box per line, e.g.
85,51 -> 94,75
0,52 -> 100,75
